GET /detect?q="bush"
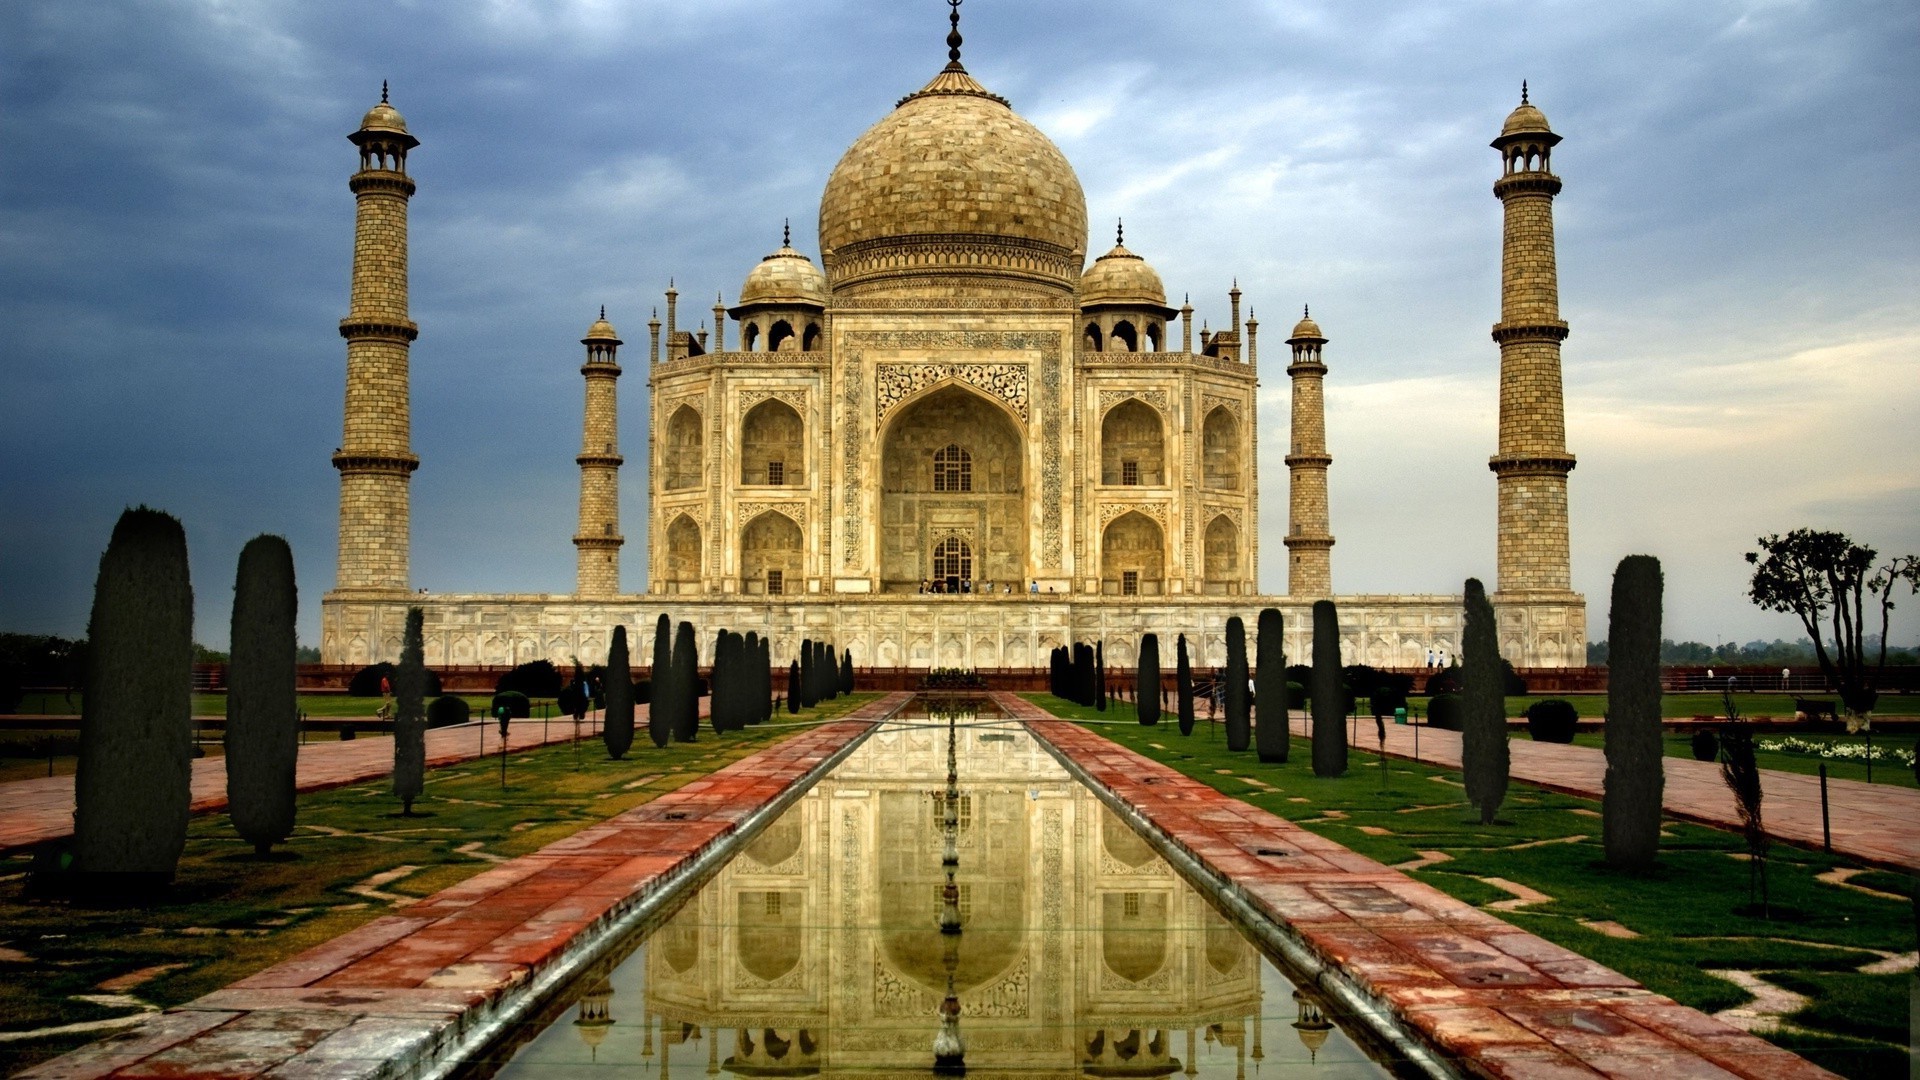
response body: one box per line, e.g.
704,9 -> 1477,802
392,608 -> 427,817
427,695 -> 470,728
1254,609 -> 1287,762
649,614 -> 673,749
1137,633 -> 1161,727
1428,693 -> 1464,731
1461,579 -> 1509,825
490,691 -> 531,719
603,626 -> 634,758
1285,681 -> 1307,709
1604,554 -> 1665,870
226,535 -> 298,858
1525,699 -> 1580,743
495,660 -> 563,698
1309,600 -> 1346,777
1424,666 -> 1463,696
1369,684 -> 1409,719
1691,729 -> 1719,762
1224,619 -> 1249,752
350,661 -> 440,699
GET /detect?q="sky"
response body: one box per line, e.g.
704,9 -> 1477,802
2,0 -> 1916,653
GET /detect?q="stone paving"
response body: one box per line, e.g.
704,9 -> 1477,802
0,710 -> 672,855
19,694 -> 907,1080
1007,695 -> 1840,1080
1283,713 -> 1920,872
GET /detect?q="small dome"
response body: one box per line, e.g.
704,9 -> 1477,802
584,315 -> 619,342
1079,240 -> 1168,310
1500,101 -> 1552,137
359,100 -> 409,135
736,244 -> 828,310
1288,307 -> 1323,341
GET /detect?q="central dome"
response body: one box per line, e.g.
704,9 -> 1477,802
818,63 -> 1088,296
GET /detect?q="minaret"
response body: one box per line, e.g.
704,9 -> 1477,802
1490,84 -> 1575,596
1180,295 -> 1194,353
712,294 -> 726,352
1284,307 -> 1333,596
333,84 -> 420,596
575,309 -> 624,597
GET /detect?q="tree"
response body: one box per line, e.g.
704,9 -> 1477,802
1224,617 -> 1250,752
393,608 -> 428,816
1746,529 -> 1919,719
672,621 -> 699,741
1255,608 -> 1289,764
840,648 -> 855,695
1603,555 -> 1664,869
604,626 -> 635,759
73,507 -> 194,886
1176,634 -> 1195,736
798,639 -> 817,709
1095,641 -> 1108,712
710,630 -> 735,734
744,632 -> 764,726
787,659 -> 801,714
1309,601 -> 1347,776
758,635 -> 774,724
1136,633 -> 1161,726
226,535 -> 299,857
648,614 -> 672,748
1460,579 -> 1507,824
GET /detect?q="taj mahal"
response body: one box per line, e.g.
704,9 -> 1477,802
319,9 -> 1585,672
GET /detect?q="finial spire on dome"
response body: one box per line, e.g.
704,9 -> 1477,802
1304,304 -> 1310,318
947,0 -> 964,67
381,80 -> 389,104
1116,219 -> 1124,246
783,218 -> 791,247
599,305 -> 605,319
1521,80 -> 1529,105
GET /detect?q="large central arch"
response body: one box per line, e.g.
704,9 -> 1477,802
879,384 -> 1026,591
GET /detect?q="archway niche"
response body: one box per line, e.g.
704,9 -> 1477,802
879,787 -> 1028,994
1101,399 -> 1165,486
1202,406 -> 1240,490
879,385 -> 1025,592
767,320 -> 796,352
1204,515 -> 1239,595
1101,511 -> 1164,596
801,323 -> 822,351
740,399 -> 803,486
1110,320 -> 1138,352
1084,323 -> 1103,352
740,511 -> 803,596
742,322 -> 761,352
664,514 -> 702,592
736,889 -> 804,984
665,405 -> 704,490
1145,322 -> 1163,352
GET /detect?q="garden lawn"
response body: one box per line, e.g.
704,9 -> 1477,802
0,693 -> 876,1076
1511,730 -> 1919,789
1397,692 -> 1920,720
1026,694 -> 1915,1080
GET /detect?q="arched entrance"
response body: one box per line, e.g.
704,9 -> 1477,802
740,399 -> 803,486
879,385 -> 1025,591
664,514 -> 701,593
1204,515 -> 1239,595
1101,511 -> 1164,596
740,511 -> 802,595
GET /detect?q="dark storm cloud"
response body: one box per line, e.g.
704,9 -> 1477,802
2,0 -> 1914,649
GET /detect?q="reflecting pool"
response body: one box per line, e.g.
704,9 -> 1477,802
460,701 -> 1400,1077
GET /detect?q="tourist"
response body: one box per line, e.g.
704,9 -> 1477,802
1029,579 -> 1038,593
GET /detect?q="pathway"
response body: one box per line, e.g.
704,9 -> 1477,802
1282,713 -> 1920,872
0,708 -> 694,855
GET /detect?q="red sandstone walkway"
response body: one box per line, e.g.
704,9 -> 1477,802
1277,713 -> 1920,872
21,694 -> 906,1080
1006,695 -> 1838,1080
0,707 -> 698,854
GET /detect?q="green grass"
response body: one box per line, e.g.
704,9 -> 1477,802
1510,730 -> 1919,789
0,693 -> 877,1077
1394,692 -> 1920,720
1026,694 -> 1917,1080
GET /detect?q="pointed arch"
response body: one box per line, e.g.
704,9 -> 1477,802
740,510 -> 803,595
1204,514 -> 1239,595
1101,398 -> 1164,486
1110,320 -> 1138,352
767,320 -> 796,351
1202,406 -> 1241,490
664,404 -> 703,490
741,399 -> 804,486
1100,511 -> 1165,596
664,513 -> 702,592
801,322 -> 822,351
1084,322 -> 1103,352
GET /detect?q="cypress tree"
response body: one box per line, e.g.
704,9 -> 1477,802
1095,641 -> 1108,711
1136,633 -> 1161,725
1604,555 -> 1665,869
711,630 -> 734,734
799,639 -> 816,708
743,632 -> 762,725
604,625 -> 635,758
75,507 -> 194,884
1176,633 -> 1195,736
787,659 -> 801,714
1049,646 -> 1063,699
1224,617 -> 1250,752
1461,579 -> 1508,825
760,635 -> 774,723
646,614 -> 672,748
841,648 -> 854,695
1309,601 -> 1346,776
226,534 -> 299,856
1256,607 -> 1290,764
393,607 -> 427,815
724,630 -> 748,731
672,621 -> 699,742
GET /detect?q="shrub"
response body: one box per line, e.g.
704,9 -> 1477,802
1095,641 -> 1107,712
1285,681 -> 1307,709
495,660 -> 563,699
1424,666 -> 1463,696
489,690 -> 531,719
1604,555 -> 1665,870
1136,633 -> 1161,726
798,639 -> 817,709
648,614 -> 672,748
392,608 -> 427,817
1691,729 -> 1719,762
840,648 -> 854,695
1175,634 -> 1194,736
1369,684 -> 1409,719
1525,699 -> 1579,743
226,535 -> 298,858
1461,579 -> 1508,824
672,622 -> 698,742
1254,608 -> 1288,763
1428,692 -> 1464,731
603,625 -> 634,758
427,695 -> 470,728
73,507 -> 194,885
1224,617 -> 1249,752
1310,600 -> 1346,777
787,660 -> 800,714
350,661 -> 441,699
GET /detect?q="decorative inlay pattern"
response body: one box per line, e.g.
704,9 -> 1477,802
1098,388 -> 1169,417
1041,347 -> 1063,564
876,362 -> 1028,422
840,350 -> 864,567
738,388 -> 809,414
1098,501 -> 1169,530
1201,393 -> 1240,420
1207,504 -> 1244,530
736,501 -> 806,531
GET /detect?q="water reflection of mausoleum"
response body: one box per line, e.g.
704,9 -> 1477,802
640,720 -> 1263,1075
